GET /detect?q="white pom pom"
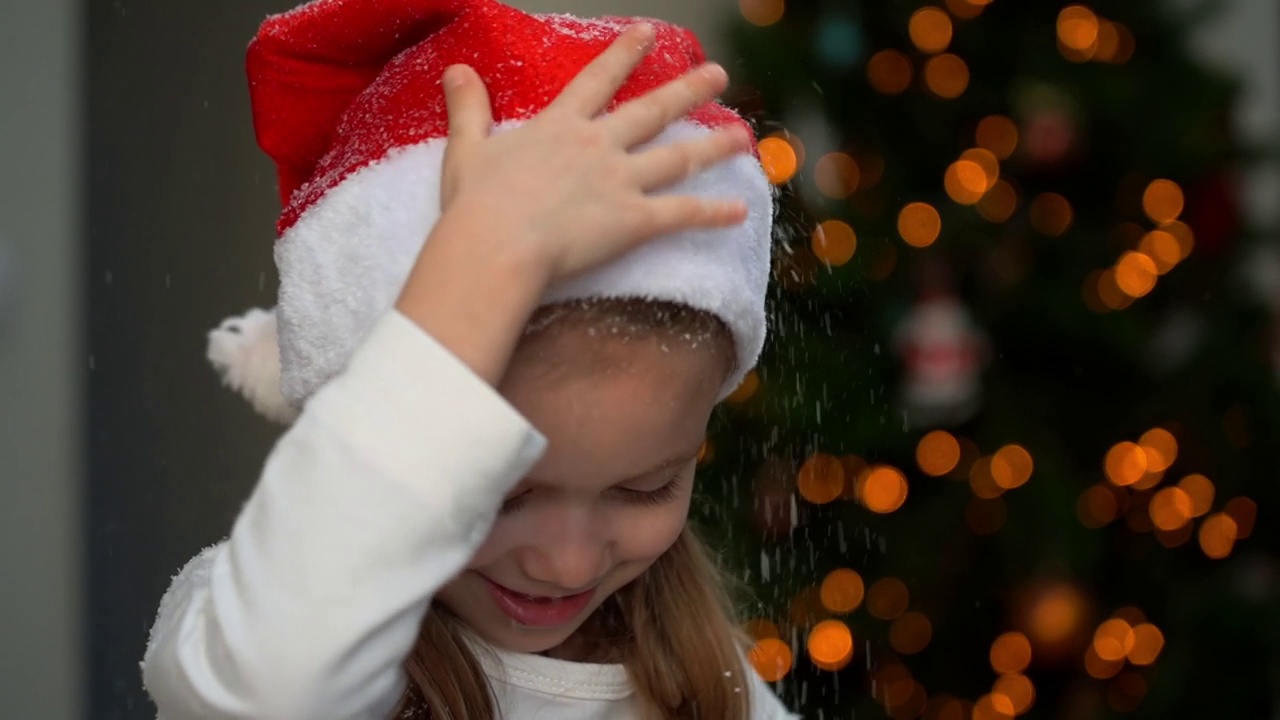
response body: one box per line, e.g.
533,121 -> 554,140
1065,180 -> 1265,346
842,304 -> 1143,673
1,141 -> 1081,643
206,307 -> 299,425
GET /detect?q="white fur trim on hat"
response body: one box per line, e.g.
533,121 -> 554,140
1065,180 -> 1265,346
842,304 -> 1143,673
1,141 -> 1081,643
207,307 -> 299,425
273,119 -> 772,410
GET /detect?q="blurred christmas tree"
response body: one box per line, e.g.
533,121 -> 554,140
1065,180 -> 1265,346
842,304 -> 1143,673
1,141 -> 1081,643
694,1 -> 1279,718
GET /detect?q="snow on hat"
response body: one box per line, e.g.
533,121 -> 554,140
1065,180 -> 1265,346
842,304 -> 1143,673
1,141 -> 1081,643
207,0 -> 773,424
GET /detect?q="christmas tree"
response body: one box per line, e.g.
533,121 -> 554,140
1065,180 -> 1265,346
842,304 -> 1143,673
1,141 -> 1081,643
695,1 -> 1278,717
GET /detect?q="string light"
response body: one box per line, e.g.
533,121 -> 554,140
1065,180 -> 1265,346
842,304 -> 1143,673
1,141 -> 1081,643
1198,512 -> 1238,559
1104,441 -> 1147,486
814,152 -> 860,198
945,160 -> 988,205
797,452 -> 846,504
748,637 -> 793,681
976,115 -> 1019,159
1148,487 -> 1193,531
1092,618 -> 1136,661
757,136 -> 798,185
1142,179 -> 1185,224
917,430 -> 962,476
807,619 -> 854,671
991,444 -> 1034,489
890,611 -> 934,654
898,202 -> 942,247
1028,193 -> 1074,236
992,673 -> 1036,715
861,465 -> 909,513
977,179 -> 1019,223
923,53 -> 970,99
973,693 -> 1016,720
811,220 -> 858,267
1114,251 -> 1158,297
1057,6 -> 1100,61
1127,623 -> 1165,665
867,49 -> 914,95
867,577 -> 910,620
820,568 -> 866,614
739,0 -> 785,28
909,7 -> 953,54
989,631 -> 1032,674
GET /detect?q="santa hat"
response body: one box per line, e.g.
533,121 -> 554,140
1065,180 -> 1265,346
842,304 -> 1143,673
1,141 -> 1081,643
208,0 -> 773,424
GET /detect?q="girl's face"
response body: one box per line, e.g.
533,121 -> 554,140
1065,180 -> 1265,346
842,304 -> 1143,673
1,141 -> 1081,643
435,323 -> 728,657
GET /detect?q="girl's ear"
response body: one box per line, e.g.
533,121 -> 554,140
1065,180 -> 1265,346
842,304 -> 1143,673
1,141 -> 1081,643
206,307 -> 300,425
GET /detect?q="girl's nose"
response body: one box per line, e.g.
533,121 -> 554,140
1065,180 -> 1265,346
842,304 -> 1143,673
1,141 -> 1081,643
521,518 -> 612,593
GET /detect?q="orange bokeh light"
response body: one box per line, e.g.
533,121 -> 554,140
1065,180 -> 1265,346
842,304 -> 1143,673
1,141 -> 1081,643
1143,179 -> 1185,224
748,637 -> 793,682
1198,512 -> 1239,559
820,568 -> 866,614
797,452 -> 846,505
811,220 -> 858,267
861,465 -> 909,513
1138,428 -> 1178,471
1078,483 -> 1123,528
814,152 -> 860,199
1057,6 -> 1100,52
917,430 -> 962,477
758,137 -> 797,185
910,7 -> 954,53
1114,251 -> 1158,298
739,0 -> 785,27
898,202 -> 942,248
1029,193 -> 1074,236
890,611 -> 934,655
1105,441 -> 1148,486
991,444 -> 1034,489
977,179 -> 1018,223
1224,496 -> 1257,538
1092,618 -> 1136,661
726,369 -> 760,403
867,49 -> 913,95
976,115 -> 1019,159
993,673 -> 1036,715
867,577 -> 910,620
808,619 -> 854,671
1127,623 -> 1165,666
1148,486 -> 1193,531
923,53 -> 970,99
990,631 -> 1032,675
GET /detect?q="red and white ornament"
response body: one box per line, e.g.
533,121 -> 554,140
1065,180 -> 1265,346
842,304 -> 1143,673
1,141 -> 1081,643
893,291 -> 989,427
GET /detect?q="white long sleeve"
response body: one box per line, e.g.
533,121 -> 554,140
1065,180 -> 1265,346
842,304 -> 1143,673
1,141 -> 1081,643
142,310 -> 548,720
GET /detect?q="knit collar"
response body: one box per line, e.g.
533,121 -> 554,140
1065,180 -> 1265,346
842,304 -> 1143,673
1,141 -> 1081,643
463,633 -> 634,701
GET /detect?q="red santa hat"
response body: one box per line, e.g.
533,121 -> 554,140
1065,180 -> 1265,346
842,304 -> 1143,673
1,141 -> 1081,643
208,0 -> 773,423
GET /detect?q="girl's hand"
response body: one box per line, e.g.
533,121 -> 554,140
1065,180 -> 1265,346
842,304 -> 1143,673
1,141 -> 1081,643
435,22 -> 752,286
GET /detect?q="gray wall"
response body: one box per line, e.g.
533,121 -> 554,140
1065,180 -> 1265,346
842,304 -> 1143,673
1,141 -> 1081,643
0,1 -> 83,718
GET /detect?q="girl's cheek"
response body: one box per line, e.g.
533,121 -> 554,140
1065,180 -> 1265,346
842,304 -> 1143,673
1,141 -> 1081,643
467,515 -> 524,568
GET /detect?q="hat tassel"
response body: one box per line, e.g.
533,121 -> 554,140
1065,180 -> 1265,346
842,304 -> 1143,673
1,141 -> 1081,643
206,307 -> 299,425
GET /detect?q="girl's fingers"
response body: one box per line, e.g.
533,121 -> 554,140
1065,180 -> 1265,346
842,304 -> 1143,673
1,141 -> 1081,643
629,126 -> 751,191
601,62 -> 729,148
637,195 -> 748,240
549,23 -> 656,118
443,65 -> 493,147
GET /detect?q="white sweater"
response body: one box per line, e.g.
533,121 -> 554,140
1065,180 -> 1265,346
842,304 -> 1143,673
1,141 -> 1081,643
142,310 -> 796,719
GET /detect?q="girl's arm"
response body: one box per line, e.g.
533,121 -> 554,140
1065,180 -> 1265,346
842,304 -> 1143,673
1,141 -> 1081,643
143,300 -> 546,720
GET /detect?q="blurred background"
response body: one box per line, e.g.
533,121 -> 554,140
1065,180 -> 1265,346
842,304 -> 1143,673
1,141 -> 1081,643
1,0 -> 1275,718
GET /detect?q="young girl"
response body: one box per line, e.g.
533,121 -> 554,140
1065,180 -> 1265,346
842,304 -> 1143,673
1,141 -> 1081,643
144,1 -> 792,718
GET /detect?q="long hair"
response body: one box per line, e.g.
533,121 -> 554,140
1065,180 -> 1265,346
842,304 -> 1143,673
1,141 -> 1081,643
394,299 -> 754,718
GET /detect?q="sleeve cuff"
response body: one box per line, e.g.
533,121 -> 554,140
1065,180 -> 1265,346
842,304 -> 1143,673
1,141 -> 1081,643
303,309 -> 547,525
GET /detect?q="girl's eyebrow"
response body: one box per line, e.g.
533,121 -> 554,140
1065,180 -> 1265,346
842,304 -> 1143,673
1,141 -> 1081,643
523,444 -> 703,488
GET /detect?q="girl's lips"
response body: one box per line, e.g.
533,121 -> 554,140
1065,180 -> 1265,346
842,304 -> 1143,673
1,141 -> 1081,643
482,577 -> 595,628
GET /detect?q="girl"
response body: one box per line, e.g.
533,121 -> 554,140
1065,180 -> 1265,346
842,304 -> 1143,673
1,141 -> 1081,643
144,1 -> 792,718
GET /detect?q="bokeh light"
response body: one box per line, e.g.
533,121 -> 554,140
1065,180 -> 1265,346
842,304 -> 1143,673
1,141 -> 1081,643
973,693 -> 1016,720
1198,512 -> 1238,559
748,636 -> 793,682
1114,251 -> 1158,298
797,452 -> 845,504
807,619 -> 854,671
861,465 -> 909,513
991,444 -> 1034,489
961,148 -> 1001,190
726,369 -> 759,403
1029,193 -> 1074,236
1092,618 -> 1136,661
1177,474 -> 1214,517
1084,643 -> 1124,679
820,568 -> 866,614
1057,6 -> 1100,54
890,611 -> 933,654
867,49 -> 914,95
1023,583 -> 1088,650
1105,441 -> 1147,486
1142,179 -> 1185,224
1078,483 -> 1123,528
898,202 -> 942,247
990,631 -> 1032,674
993,673 -> 1036,715
744,617 -> 781,640
923,53 -> 970,99
945,160 -> 988,205
917,430 -> 961,476
758,136 -> 798,185
811,220 -> 858,267
1224,496 -> 1257,538
814,152 -> 860,198
1127,623 -> 1165,665
1139,230 -> 1182,274
867,577 -> 910,620
977,179 -> 1019,222
976,115 -> 1019,159
967,496 -> 1008,535
1148,486 -> 1193,531
1108,671 -> 1149,713
969,455 -> 1003,499
909,7 -> 954,53
739,0 -> 785,28
1138,427 -> 1177,471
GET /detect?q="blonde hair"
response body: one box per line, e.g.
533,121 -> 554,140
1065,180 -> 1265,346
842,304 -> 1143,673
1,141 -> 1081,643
394,299 -> 754,719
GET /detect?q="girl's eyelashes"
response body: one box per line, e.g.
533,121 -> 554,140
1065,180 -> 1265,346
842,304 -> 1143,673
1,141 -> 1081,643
497,473 -> 684,515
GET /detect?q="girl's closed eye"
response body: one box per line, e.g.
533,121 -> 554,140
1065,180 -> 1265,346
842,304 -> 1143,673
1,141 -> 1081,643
499,473 -> 684,515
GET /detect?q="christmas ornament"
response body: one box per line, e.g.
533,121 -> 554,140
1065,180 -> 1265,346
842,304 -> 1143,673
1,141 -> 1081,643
893,287 -> 989,428
1013,83 -> 1082,170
